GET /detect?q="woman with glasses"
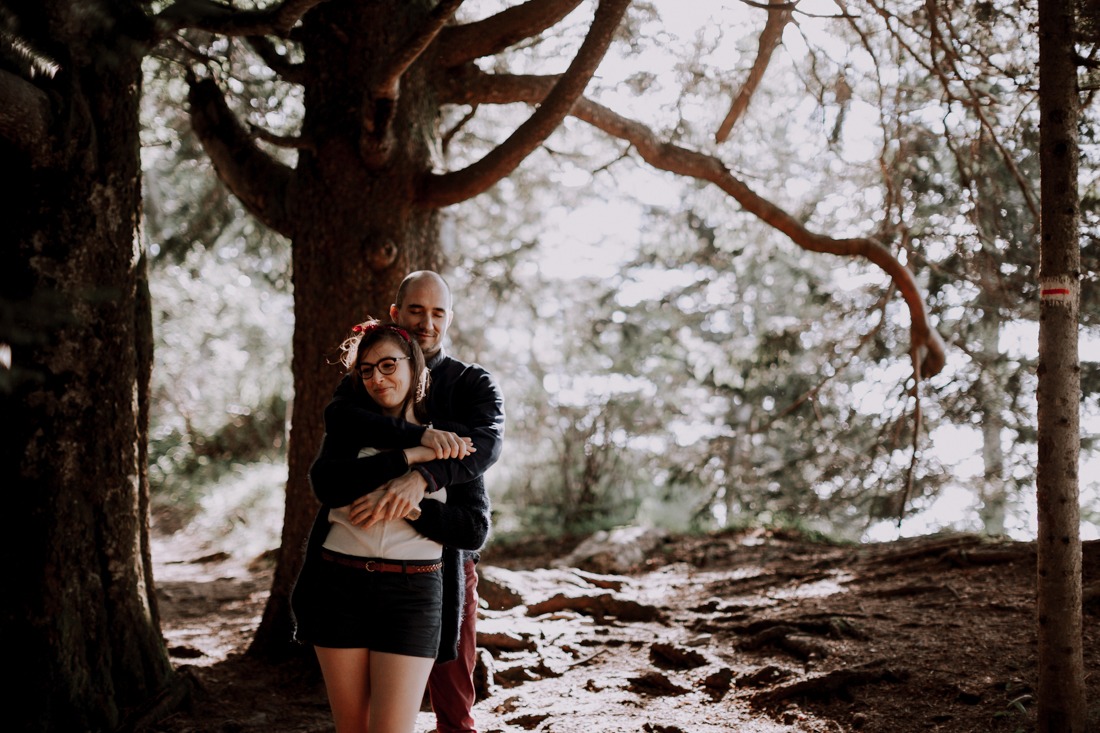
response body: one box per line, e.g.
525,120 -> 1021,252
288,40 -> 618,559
291,318 -> 474,733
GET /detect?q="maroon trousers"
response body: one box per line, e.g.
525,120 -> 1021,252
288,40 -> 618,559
428,559 -> 478,733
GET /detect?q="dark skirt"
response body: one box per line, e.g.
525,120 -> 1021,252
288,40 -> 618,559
291,549 -> 443,658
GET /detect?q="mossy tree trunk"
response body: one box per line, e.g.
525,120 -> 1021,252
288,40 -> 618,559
1,2 -> 176,730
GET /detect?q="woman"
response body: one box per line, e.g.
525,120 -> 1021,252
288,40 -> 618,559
291,319 -> 473,733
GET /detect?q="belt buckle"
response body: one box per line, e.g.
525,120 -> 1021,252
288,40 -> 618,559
363,560 -> 377,572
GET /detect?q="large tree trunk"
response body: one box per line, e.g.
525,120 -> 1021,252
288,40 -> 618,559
1,2 -> 176,729
1036,0 -> 1086,730
249,0 -> 442,658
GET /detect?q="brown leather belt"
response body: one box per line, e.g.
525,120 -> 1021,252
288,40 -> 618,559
321,549 -> 442,574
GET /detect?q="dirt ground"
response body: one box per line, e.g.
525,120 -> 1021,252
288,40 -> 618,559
145,528 -> 1100,733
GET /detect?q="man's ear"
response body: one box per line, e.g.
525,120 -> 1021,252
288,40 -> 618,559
389,303 -> 399,322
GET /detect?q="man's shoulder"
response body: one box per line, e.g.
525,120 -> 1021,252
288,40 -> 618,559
433,354 -> 497,382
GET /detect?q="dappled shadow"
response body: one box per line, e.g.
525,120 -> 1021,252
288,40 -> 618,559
145,530 -> 1100,732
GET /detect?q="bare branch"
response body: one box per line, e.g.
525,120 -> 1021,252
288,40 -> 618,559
435,0 -> 585,68
862,0 -> 1039,222
360,1 -> 465,165
245,35 -> 305,84
1075,52 -> 1100,69
716,0 -> 794,143
0,68 -> 54,163
156,0 -> 327,39
376,0 -> 464,100
738,0 -> 800,10
248,122 -> 313,151
925,3 -> 1040,221
187,73 -> 296,237
439,69 -> 946,378
420,0 -> 630,208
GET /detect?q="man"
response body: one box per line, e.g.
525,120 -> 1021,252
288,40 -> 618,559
324,270 -> 505,733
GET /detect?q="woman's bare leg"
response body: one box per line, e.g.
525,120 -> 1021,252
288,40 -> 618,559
315,646 -> 371,733
367,651 -> 435,733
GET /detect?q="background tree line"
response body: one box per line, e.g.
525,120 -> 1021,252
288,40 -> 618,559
2,0 -> 1096,730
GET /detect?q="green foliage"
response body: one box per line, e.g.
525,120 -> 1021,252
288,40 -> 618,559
141,58 -> 294,521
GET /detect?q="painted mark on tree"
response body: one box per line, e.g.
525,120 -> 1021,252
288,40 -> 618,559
1039,275 -> 1078,308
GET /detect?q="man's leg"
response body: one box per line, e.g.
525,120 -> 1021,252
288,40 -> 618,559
428,559 -> 478,733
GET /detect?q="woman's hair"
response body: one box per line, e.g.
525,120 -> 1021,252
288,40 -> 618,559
339,318 -> 430,423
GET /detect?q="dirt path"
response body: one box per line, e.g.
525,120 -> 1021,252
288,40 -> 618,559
147,529 -> 1100,732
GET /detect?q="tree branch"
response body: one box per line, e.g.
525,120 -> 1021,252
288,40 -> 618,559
359,0 -> 463,164
440,69 -> 946,378
420,0 -> 630,208
0,68 -> 54,163
245,36 -> 306,84
156,0 -> 327,39
435,0 -> 585,68
861,0 -> 1038,222
248,122 -> 313,151
716,0 -> 793,143
186,73 -> 296,237
375,0 -> 464,100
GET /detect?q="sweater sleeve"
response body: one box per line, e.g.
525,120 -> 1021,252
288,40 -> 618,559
408,477 -> 491,552
416,366 -> 505,490
308,430 -> 412,508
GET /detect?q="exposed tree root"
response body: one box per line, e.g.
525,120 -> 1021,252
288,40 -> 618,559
525,591 -> 666,623
628,671 -> 692,697
649,642 -> 708,670
751,661 -> 910,707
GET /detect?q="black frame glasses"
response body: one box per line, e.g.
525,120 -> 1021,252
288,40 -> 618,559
358,356 -> 411,380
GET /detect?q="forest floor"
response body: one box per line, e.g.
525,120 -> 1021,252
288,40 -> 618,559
145,527 -> 1100,733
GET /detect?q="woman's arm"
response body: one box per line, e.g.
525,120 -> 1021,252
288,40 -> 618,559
307,431 -> 412,508
325,376 -> 474,459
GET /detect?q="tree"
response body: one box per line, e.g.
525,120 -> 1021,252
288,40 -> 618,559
1036,0 -> 1085,728
162,0 -> 946,657
0,1 -> 179,730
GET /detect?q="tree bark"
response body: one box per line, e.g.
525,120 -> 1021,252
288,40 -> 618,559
245,0 -> 443,658
976,293 -> 1007,536
1,2 -> 176,729
1036,0 -> 1086,730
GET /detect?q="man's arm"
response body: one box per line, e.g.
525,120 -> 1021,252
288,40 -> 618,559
409,478 -> 491,552
415,365 -> 505,491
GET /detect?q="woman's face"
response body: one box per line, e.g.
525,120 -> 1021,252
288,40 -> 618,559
358,339 -> 413,417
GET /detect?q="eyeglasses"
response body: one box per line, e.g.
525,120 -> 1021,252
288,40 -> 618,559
358,356 -> 410,380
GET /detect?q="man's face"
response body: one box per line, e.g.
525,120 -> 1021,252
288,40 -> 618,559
390,278 -> 453,357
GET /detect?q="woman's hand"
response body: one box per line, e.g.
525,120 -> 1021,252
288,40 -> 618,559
420,427 -> 476,459
349,472 -> 427,528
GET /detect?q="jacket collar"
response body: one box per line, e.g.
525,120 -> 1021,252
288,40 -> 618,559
426,347 -> 447,371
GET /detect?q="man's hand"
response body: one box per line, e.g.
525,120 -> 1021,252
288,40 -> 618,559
421,427 -> 476,459
349,471 -> 429,529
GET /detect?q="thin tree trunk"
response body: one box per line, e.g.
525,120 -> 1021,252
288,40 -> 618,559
1036,0 -> 1085,729
976,299 -> 1007,536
